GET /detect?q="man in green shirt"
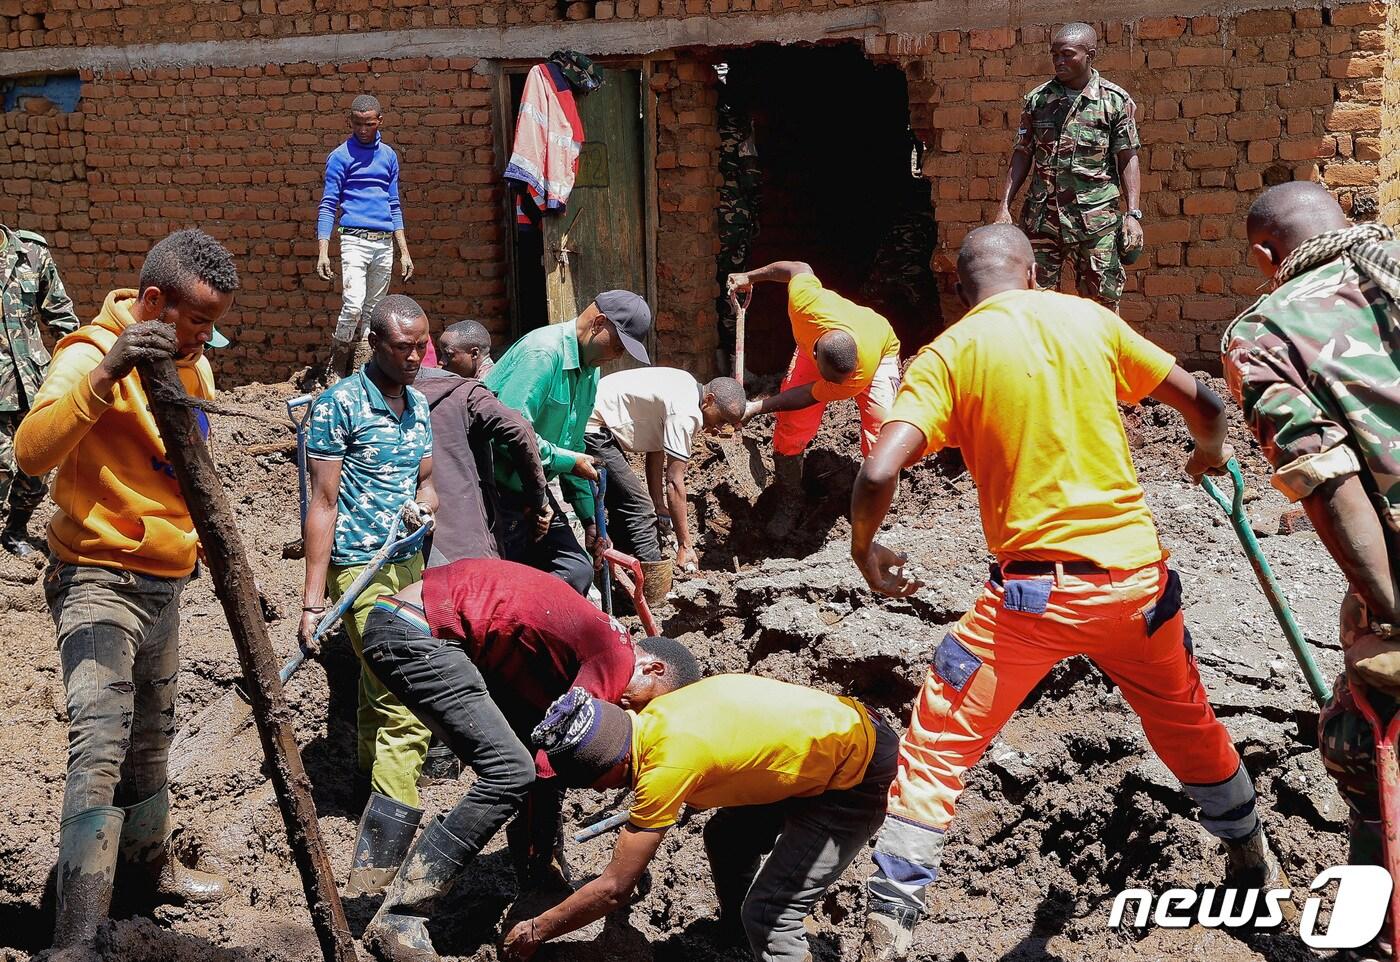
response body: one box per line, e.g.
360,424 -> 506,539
484,290 -> 651,595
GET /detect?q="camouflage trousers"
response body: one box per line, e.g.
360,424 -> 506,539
0,410 -> 46,516
1028,225 -> 1125,310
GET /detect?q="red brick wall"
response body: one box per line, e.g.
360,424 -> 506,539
1382,0 -> 1400,224
875,0 -> 1390,364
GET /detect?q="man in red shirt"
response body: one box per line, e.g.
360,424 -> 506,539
355,558 -> 700,962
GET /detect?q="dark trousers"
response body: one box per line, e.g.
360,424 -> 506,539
496,487 -> 593,596
584,432 -> 662,563
703,713 -> 900,962
362,606 -> 536,859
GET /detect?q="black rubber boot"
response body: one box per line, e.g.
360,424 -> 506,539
52,806 -> 124,949
118,785 -> 230,907
345,791 -> 425,897
362,815 -> 473,962
0,506 -> 37,559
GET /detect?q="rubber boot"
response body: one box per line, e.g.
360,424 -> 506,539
346,791 -> 425,897
0,505 -> 36,559
362,815 -> 472,962
52,806 -> 124,950
764,453 -> 804,540
326,336 -> 356,385
858,901 -> 920,962
417,741 -> 463,787
639,558 -> 673,609
119,785 -> 230,906
1222,824 -> 1286,890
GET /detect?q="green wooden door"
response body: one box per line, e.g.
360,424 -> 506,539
542,68 -> 648,372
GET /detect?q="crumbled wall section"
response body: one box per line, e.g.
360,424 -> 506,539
62,59 -> 507,380
874,0 -> 1389,364
1381,0 -> 1400,224
0,83 -> 86,256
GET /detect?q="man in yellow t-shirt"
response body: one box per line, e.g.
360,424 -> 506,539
847,224 -> 1278,960
727,262 -> 901,536
500,675 -> 900,962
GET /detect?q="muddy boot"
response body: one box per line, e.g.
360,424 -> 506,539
346,792 -> 425,897
325,336 -> 356,385
119,786 -> 230,906
362,815 -> 472,962
858,902 -> 920,962
764,453 -> 804,540
52,806 -> 124,949
417,741 -> 463,787
0,505 -> 36,559
1222,825 -> 1287,890
639,558 -> 673,610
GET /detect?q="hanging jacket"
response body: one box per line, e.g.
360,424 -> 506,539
505,63 -> 584,225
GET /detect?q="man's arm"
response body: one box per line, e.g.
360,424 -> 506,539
1303,475 -> 1399,622
664,456 -> 698,570
414,455 -> 437,515
491,350 -> 588,477
466,387 -> 550,515
299,457 -> 342,654
501,825 -> 665,960
1117,148 -> 1142,247
39,254 -> 79,335
745,381 -> 819,422
995,109 -> 1034,224
1147,366 -> 1231,480
726,260 -> 813,294
316,153 -> 345,280
390,152 -> 413,280
850,421 -> 927,596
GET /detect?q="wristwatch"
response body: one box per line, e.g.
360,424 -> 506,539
1126,209 -> 1143,220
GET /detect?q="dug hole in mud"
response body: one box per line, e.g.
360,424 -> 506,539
0,375 -> 1350,962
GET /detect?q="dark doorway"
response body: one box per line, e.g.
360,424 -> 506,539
718,43 -> 938,375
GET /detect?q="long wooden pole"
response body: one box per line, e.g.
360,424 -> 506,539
139,358 -> 356,962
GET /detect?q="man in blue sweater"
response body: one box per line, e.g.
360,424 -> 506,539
317,94 -> 416,381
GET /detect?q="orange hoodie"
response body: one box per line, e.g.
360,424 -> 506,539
14,290 -> 215,578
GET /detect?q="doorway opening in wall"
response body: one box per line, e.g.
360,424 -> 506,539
500,61 -> 655,370
715,42 -> 938,377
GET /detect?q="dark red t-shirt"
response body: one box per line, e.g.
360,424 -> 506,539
421,558 -> 635,715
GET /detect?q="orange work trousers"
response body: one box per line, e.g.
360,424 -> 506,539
868,561 -> 1256,913
772,348 -> 900,458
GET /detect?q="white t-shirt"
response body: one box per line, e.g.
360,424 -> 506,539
587,367 -> 703,461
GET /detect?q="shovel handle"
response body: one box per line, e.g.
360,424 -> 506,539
1351,684 -> 1400,961
573,811 -> 630,843
287,395 -> 314,529
592,470 -> 612,616
1199,459 -> 1330,706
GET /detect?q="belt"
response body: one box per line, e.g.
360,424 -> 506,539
340,226 -> 393,240
999,560 -> 1109,577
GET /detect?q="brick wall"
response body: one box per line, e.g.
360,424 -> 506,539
1381,0 -> 1400,224
2,58 -> 509,381
875,0 -> 1390,365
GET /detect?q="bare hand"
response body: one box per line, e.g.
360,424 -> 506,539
741,400 -> 762,424
101,321 -> 179,380
297,609 -> 324,658
853,542 -> 924,598
655,511 -> 673,537
1122,216 -> 1144,249
677,544 -> 699,573
401,500 -> 435,533
584,522 -> 611,573
993,206 -> 1014,225
400,252 -> 414,281
726,272 -> 752,295
1186,442 -> 1233,483
571,453 -> 600,483
526,501 -> 553,542
501,920 -> 541,961
316,253 -> 334,282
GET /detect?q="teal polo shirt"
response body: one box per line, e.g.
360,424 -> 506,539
485,321 -> 597,520
306,366 -> 433,565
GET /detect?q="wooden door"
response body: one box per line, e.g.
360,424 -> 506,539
542,67 -> 649,372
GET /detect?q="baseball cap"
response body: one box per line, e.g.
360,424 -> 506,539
593,290 -> 651,365
207,327 -> 230,349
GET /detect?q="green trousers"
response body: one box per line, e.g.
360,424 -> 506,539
330,556 -> 429,807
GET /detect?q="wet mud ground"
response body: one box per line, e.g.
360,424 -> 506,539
0,375 -> 1353,961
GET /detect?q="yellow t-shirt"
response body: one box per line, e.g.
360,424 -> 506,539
627,674 -> 876,830
788,272 -> 900,403
889,289 -> 1174,570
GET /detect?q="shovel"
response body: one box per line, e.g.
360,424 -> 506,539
592,469 -> 612,616
728,287 -> 752,388
169,511 -> 431,781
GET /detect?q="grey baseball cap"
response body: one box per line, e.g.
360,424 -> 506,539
593,290 -> 651,364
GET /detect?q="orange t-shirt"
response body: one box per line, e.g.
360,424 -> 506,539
788,273 -> 899,402
889,288 -> 1174,570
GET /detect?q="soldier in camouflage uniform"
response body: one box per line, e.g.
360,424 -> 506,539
860,175 -> 938,346
996,22 -> 1142,311
1223,183 -> 1400,950
0,223 -> 78,557
715,70 -> 760,370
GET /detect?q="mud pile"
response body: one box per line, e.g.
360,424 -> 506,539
0,378 -> 1350,962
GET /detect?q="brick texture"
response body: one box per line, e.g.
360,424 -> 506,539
1381,0 -> 1400,223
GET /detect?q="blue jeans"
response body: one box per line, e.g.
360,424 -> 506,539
46,561 -> 187,821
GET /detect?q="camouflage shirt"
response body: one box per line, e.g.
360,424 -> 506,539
1015,70 -> 1140,240
0,226 -> 78,413
1222,244 -> 1400,532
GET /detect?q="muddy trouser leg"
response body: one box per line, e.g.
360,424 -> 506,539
361,607 -> 535,857
0,410 -> 46,519
335,233 -> 372,344
1070,229 -> 1125,312
48,562 -> 187,821
744,716 -> 900,962
772,349 -> 826,459
360,238 -> 394,342
585,432 -> 661,563
331,556 -> 431,809
1028,227 -> 1067,293
854,355 -> 902,459
1087,567 -> 1254,840
495,488 -> 594,596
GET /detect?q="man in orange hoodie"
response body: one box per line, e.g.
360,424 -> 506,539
14,228 -> 239,951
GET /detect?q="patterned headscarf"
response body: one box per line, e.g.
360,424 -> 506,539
549,50 -> 604,95
1277,222 -> 1400,306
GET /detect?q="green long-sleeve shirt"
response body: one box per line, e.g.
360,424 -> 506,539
484,321 -> 598,522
